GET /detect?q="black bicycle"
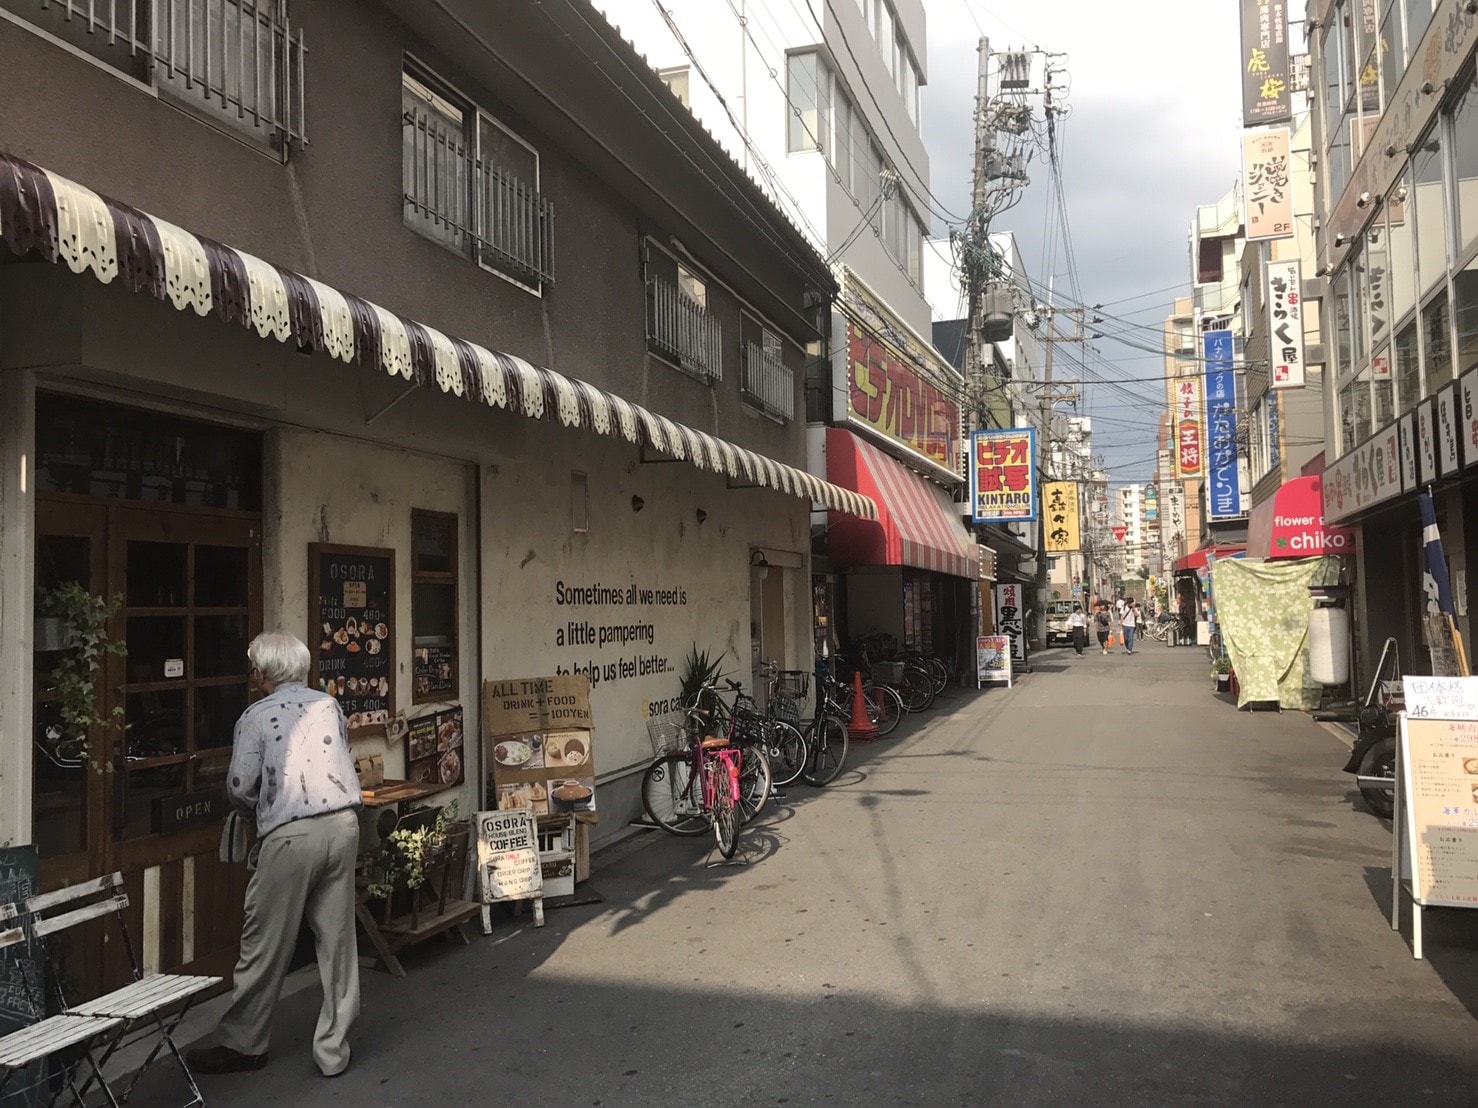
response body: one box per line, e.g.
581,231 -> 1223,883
759,663 -> 849,786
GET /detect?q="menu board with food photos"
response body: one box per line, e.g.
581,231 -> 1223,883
484,676 -> 596,824
406,706 -> 466,790
309,544 -> 395,733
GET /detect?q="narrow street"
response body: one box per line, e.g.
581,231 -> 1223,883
151,646 -> 1478,1106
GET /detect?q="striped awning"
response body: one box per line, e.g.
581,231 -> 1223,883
825,427 -> 978,578
0,155 -> 874,521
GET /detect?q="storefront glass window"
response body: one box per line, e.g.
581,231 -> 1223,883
1378,5 -> 1404,96
1453,263 -> 1478,377
1395,315 -> 1421,413
1422,288 -> 1453,391
1334,267 -> 1354,377
1338,380 -> 1356,454
1341,2 -> 1359,117
1452,70 -> 1478,259
412,510 -> 459,704
34,396 -> 262,510
1356,0 -> 1381,116
1387,175 -> 1416,324
1406,0 -> 1435,56
1372,348 -> 1395,426
1414,129 -> 1449,296
1353,367 -> 1373,443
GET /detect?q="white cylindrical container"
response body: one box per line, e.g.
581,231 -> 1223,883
1308,606 -> 1351,686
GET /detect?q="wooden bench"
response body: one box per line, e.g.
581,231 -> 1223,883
0,873 -> 221,1106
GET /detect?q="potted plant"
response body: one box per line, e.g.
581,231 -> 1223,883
678,645 -> 727,710
366,800 -> 460,900
36,584 -> 126,767
1211,656 -> 1232,691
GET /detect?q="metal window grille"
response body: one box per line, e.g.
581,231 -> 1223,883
648,274 -> 723,381
402,99 -> 556,288
742,341 -> 794,420
29,0 -> 307,148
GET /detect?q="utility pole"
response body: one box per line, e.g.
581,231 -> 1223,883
1030,301 -> 1086,640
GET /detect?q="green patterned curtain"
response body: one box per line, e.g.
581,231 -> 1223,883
1211,556 -> 1342,709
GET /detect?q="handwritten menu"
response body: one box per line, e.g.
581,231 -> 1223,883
310,544 -> 394,733
1404,675 -> 1478,721
406,706 -> 465,790
483,676 -> 596,824
476,807 -> 543,904
0,846 -> 42,1108
1402,709 -> 1478,907
414,643 -> 456,701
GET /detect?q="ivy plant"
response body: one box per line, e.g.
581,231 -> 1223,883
36,584 -> 126,769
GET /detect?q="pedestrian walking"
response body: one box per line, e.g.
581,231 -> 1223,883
187,631 -> 362,1079
1094,601 -> 1113,654
1121,599 -> 1139,655
1069,603 -> 1088,656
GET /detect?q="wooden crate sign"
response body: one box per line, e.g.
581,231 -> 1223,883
482,675 -> 592,735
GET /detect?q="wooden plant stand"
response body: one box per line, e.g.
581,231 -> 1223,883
356,824 -> 480,976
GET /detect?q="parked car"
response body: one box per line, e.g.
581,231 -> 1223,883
1044,599 -> 1077,646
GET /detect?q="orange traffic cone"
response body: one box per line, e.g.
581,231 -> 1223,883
847,671 -> 879,741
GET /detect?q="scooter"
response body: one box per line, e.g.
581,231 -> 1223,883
1341,636 -> 1400,819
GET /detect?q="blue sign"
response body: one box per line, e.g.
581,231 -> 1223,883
970,428 -> 1038,524
1205,331 -> 1242,519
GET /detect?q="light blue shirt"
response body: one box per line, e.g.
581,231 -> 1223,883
227,682 -> 362,838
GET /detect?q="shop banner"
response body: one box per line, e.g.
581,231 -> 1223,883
970,428 -> 1037,523
1042,481 -> 1082,553
1399,411 -> 1418,493
1240,0 -> 1291,125
1418,398 -> 1438,486
1174,373 -> 1205,478
1462,368 -> 1478,471
1266,259 -> 1305,387
1243,128 -> 1293,240
1325,423 -> 1401,522
1205,331 -> 1244,519
843,273 -> 961,478
1438,383 -> 1463,477
976,635 -> 1013,687
993,582 -> 1029,669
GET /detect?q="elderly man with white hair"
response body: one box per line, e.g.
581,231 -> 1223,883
187,630 -> 362,1078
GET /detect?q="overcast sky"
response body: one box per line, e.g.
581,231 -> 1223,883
922,0 -> 1246,482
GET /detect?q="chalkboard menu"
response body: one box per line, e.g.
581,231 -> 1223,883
309,544 -> 395,734
0,846 -> 42,1107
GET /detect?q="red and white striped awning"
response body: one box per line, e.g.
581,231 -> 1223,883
825,428 -> 978,578
0,154 -> 874,521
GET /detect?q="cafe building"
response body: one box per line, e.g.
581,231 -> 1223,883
0,0 -> 871,992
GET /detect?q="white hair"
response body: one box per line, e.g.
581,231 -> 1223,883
248,631 -> 311,686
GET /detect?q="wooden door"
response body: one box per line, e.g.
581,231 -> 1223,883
33,497 -> 262,992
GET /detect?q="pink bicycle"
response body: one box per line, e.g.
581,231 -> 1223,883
641,701 -> 745,859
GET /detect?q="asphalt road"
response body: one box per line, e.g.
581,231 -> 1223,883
142,644 -> 1478,1106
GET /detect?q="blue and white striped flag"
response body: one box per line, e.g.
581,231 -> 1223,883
1419,490 -> 1456,617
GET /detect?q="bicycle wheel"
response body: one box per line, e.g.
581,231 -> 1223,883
867,684 -> 904,736
922,656 -> 949,694
640,754 -> 708,836
737,747 -> 772,823
765,720 -> 807,786
712,790 -> 740,859
896,666 -> 935,712
803,715 -> 849,786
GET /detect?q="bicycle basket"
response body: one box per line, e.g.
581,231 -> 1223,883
873,660 -> 906,685
775,670 -> 810,699
646,711 -> 691,757
770,692 -> 803,724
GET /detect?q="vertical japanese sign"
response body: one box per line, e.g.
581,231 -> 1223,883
1175,373 -> 1205,478
970,428 -> 1037,523
993,582 -> 1029,668
1042,481 -> 1081,553
1243,128 -> 1293,240
1240,0 -> 1291,125
1205,331 -> 1244,519
1266,258 -> 1305,388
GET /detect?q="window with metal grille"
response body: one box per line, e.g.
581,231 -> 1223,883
740,314 -> 794,421
645,245 -> 723,382
1,0 -> 307,151
401,66 -> 555,292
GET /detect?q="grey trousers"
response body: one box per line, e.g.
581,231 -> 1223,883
216,808 -> 360,1075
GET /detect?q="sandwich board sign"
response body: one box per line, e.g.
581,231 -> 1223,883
476,806 -> 544,932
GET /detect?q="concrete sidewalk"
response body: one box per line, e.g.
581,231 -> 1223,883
126,645 -> 1478,1106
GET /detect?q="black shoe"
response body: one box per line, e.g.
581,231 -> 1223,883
186,1045 -> 268,1075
